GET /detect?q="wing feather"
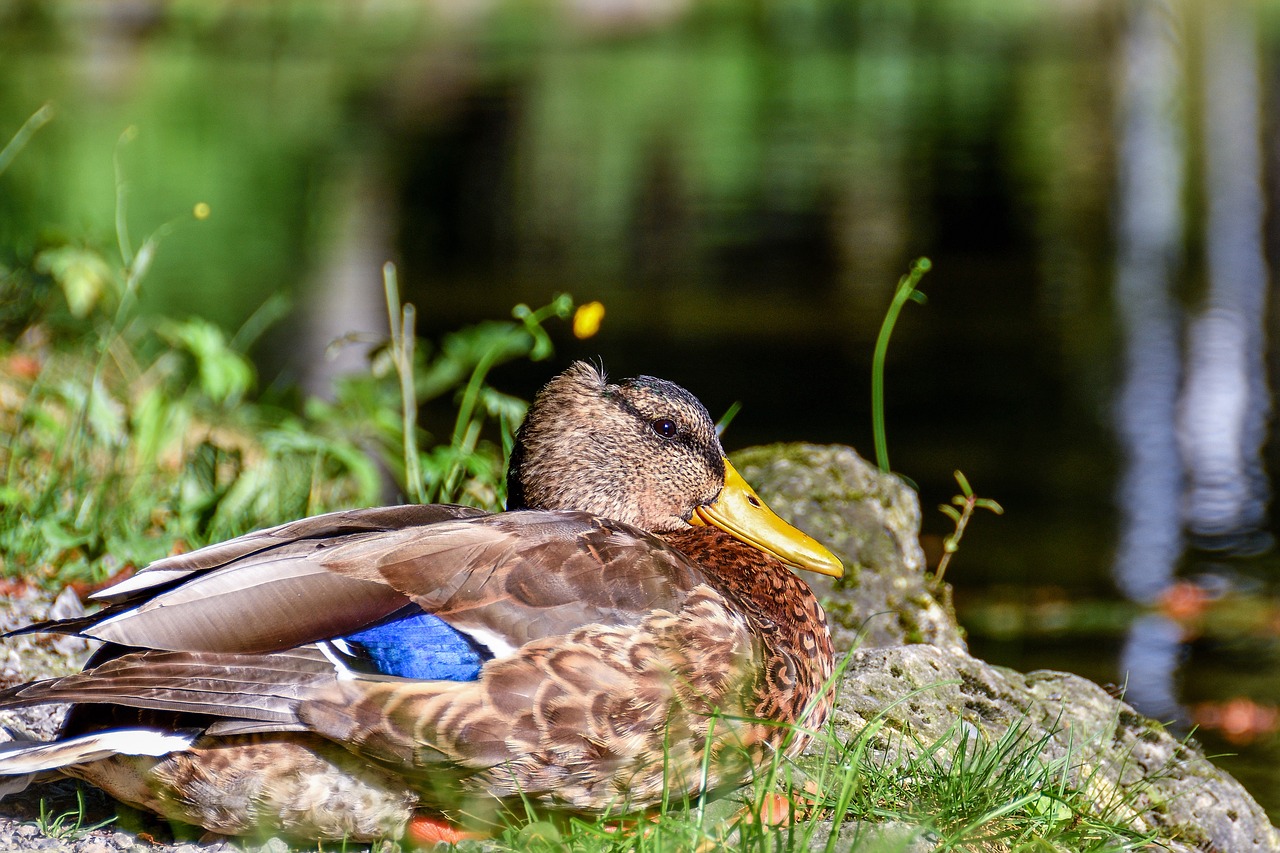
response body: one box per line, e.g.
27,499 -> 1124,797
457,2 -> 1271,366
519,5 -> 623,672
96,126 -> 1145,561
14,508 -> 707,660
86,559 -> 407,652
92,504 -> 487,602
370,512 -> 707,646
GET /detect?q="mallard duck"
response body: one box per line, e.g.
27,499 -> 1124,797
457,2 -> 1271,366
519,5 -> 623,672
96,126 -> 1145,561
0,361 -> 841,842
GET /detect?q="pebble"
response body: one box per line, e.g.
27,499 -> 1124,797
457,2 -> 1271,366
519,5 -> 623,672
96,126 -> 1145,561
254,838 -> 291,853
77,843 -> 113,853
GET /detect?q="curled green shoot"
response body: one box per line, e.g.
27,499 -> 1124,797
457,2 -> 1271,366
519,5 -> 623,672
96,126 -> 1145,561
871,257 -> 931,473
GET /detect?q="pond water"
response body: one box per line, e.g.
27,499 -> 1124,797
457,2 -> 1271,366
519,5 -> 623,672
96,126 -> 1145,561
5,0 -> 1280,821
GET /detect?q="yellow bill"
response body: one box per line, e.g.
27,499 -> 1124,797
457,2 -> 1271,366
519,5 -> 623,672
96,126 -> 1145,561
690,459 -> 844,577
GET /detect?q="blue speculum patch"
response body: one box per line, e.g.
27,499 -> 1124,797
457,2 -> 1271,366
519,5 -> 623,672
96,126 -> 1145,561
343,609 -> 492,681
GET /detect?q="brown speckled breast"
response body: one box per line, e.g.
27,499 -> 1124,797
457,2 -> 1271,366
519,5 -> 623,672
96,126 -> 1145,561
660,526 -> 836,751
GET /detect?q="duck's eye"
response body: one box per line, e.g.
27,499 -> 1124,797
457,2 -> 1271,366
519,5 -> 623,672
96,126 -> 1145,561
651,418 -> 678,439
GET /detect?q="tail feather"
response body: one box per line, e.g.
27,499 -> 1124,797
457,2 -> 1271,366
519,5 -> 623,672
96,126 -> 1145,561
0,648 -> 335,725
0,729 -> 198,777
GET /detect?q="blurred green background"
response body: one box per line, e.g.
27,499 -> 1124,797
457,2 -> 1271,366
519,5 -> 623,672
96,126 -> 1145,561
5,0 -> 1280,818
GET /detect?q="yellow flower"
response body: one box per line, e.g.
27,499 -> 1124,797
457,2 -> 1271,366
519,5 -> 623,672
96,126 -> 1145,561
573,301 -> 605,339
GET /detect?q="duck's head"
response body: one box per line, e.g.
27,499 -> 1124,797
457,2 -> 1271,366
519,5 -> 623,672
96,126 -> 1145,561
507,361 -> 842,578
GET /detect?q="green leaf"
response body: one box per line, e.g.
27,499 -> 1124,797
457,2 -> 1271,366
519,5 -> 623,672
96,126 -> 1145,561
516,820 -> 562,847
34,246 -> 117,317
129,384 -> 184,468
1029,792 -> 1072,824
38,516 -> 92,551
87,378 -> 127,446
477,387 -> 528,426
129,237 -> 157,288
158,318 -> 256,404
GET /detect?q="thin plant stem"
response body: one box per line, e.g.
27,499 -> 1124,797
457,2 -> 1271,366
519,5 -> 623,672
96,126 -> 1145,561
935,470 -> 1003,586
871,257 -> 932,473
383,262 -> 424,502
0,102 -> 54,178
114,126 -> 139,267
934,498 -> 974,586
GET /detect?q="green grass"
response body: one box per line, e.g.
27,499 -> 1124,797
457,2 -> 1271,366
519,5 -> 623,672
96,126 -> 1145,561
0,278 -> 572,588
0,296 -> 385,587
869,262 -> 1003,594
427,702 -> 1160,853
33,787 -> 116,842
804,722 -> 1158,852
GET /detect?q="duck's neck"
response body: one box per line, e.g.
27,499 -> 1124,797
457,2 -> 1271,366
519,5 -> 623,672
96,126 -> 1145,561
658,526 -> 836,733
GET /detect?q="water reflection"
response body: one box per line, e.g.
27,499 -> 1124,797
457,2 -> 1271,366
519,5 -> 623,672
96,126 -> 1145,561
1112,1 -> 1273,730
1111,0 -> 1188,605
1179,0 -> 1272,553
1118,613 -> 1186,724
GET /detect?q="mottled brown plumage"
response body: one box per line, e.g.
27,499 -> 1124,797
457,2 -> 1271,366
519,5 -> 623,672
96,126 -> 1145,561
0,362 -> 840,841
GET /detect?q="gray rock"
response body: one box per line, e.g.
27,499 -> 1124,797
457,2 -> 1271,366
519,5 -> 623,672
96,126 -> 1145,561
734,443 -> 965,651
820,644 -> 1280,851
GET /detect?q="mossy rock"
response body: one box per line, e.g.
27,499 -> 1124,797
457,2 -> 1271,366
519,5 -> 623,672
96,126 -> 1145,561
822,644 -> 1280,852
733,443 -> 964,652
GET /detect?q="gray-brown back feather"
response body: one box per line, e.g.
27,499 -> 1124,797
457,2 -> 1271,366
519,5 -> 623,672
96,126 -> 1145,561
17,508 -> 706,657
